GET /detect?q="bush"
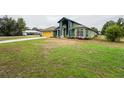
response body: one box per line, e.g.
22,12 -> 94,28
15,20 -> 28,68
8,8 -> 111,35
105,24 -> 123,42
101,20 -> 116,35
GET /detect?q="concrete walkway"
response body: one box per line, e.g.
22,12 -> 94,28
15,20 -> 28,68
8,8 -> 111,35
0,37 -> 46,44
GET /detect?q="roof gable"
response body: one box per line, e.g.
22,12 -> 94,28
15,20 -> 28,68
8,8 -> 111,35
58,17 -> 82,25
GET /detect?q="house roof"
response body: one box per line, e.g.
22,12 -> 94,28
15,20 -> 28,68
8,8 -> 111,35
42,26 -> 56,32
57,17 -> 98,34
55,26 -> 60,30
58,17 -> 82,25
73,25 -> 98,33
58,17 -> 96,30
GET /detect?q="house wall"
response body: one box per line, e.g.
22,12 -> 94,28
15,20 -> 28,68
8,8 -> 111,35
53,31 -> 57,37
56,29 -> 60,37
59,21 -> 63,37
58,19 -> 96,39
72,23 -> 80,28
68,21 -> 73,37
68,22 -> 81,37
59,20 -> 69,38
87,29 -> 97,38
74,28 -> 97,38
76,28 -> 86,38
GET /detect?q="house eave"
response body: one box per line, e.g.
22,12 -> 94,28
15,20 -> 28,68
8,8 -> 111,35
73,26 -> 98,33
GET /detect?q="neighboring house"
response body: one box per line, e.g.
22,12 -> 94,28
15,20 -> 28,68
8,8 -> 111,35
55,17 -> 97,39
22,30 -> 40,36
41,26 -> 56,37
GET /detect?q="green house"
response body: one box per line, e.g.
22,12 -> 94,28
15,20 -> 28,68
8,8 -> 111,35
55,17 -> 97,39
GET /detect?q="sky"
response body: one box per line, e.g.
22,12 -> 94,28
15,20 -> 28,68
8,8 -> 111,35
0,15 -> 124,30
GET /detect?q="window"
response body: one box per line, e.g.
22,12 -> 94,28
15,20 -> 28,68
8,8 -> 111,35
80,31 -> 83,36
86,30 -> 88,37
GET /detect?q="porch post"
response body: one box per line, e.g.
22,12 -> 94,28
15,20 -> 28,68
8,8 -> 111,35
61,29 -> 64,38
68,21 -> 70,37
68,21 -> 72,37
57,30 -> 58,37
75,29 -> 77,38
60,21 -> 64,38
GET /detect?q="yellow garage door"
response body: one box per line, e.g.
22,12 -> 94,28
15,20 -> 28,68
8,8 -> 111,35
42,32 -> 53,37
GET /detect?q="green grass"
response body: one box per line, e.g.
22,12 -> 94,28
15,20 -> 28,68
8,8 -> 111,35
0,35 -> 40,41
0,38 -> 124,77
49,44 -> 124,77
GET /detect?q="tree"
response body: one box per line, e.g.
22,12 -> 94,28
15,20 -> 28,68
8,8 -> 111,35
105,24 -> 123,42
117,18 -> 124,36
117,18 -> 124,26
17,18 -> 26,32
0,16 -> 17,36
0,16 -> 26,36
101,20 -> 116,35
91,27 -> 99,34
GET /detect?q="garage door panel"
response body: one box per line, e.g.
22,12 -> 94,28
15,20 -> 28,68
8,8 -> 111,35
42,32 -> 53,37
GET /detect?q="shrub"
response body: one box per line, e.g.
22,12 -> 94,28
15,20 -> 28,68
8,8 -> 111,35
105,24 -> 123,42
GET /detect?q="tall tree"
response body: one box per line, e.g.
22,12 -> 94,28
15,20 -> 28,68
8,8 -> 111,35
117,18 -> 124,36
17,18 -> 26,31
0,16 -> 26,36
16,18 -> 26,35
117,18 -> 124,26
101,20 -> 116,35
0,16 -> 17,36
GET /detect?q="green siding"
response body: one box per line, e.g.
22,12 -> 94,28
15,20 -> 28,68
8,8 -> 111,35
72,23 -> 80,28
74,28 -> 96,38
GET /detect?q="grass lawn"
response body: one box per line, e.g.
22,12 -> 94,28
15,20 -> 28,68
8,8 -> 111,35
0,38 -> 124,77
0,35 -> 40,41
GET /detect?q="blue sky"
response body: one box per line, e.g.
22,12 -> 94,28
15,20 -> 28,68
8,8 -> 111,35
0,15 -> 124,30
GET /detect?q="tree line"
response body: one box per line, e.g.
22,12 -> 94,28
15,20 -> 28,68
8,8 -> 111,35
0,16 -> 26,36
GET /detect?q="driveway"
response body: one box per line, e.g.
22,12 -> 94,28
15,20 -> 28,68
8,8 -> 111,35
0,37 -> 46,44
